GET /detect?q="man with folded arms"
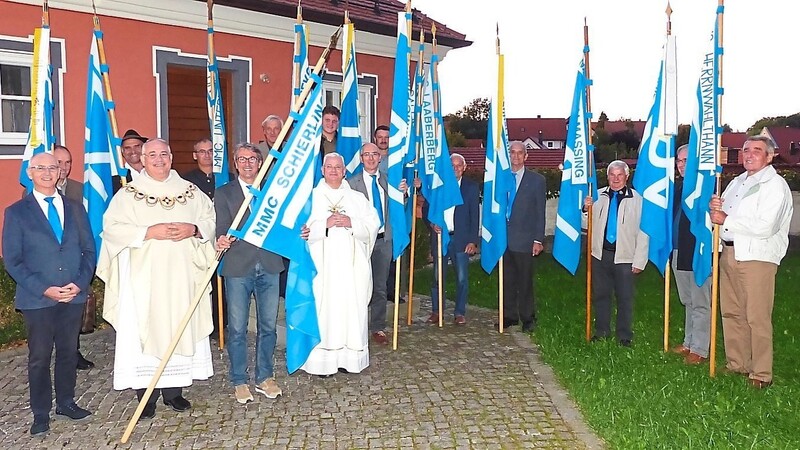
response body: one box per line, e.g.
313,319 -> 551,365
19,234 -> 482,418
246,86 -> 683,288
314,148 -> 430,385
3,152 -> 96,435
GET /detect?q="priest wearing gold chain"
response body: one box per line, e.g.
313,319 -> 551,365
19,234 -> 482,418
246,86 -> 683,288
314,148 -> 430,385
300,152 -> 379,377
97,138 -> 215,421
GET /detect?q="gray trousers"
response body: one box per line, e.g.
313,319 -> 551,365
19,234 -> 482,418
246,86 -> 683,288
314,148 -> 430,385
369,237 -> 392,332
671,251 -> 712,357
592,249 -> 635,341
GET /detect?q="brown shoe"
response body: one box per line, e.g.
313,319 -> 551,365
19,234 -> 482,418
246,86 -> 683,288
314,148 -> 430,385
671,344 -> 691,356
425,313 -> 440,324
684,353 -> 708,365
748,378 -> 773,389
372,331 -> 388,345
454,315 -> 466,325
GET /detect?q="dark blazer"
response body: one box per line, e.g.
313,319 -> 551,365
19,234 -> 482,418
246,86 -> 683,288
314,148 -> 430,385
181,168 -> 236,200
348,170 -> 393,241
424,177 -> 480,252
2,193 -> 96,310
214,180 -> 285,277
672,180 -> 695,271
59,178 -> 83,203
111,170 -> 134,194
507,169 -> 547,253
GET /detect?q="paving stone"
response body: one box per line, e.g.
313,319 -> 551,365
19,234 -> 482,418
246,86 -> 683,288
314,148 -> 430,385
0,296 -> 603,449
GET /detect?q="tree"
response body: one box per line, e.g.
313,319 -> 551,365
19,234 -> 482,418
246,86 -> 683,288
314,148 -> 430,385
445,97 -> 490,139
747,113 -> 800,134
597,111 -> 609,129
446,129 -> 467,147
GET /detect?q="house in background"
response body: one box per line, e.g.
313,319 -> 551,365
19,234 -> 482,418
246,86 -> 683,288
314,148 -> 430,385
507,116 -> 568,150
0,0 -> 469,252
760,126 -> 800,165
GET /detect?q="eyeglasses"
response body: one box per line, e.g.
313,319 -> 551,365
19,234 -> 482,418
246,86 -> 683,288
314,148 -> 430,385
30,165 -> 59,172
361,152 -> 380,159
236,156 -> 260,164
323,165 -> 344,171
195,149 -> 213,155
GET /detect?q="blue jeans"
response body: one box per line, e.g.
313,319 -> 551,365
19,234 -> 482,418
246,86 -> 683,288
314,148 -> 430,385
225,263 -> 280,386
431,239 -> 470,317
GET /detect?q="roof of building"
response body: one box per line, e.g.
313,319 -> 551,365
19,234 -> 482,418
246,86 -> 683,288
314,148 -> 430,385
762,126 -> 800,151
214,0 -> 470,48
721,132 -> 748,149
507,117 -> 568,142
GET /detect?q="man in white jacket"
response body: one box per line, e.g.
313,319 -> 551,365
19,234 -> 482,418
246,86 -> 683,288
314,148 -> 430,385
710,135 -> 792,389
584,160 -> 649,347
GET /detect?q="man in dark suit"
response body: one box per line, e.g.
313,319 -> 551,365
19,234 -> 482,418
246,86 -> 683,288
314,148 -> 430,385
348,143 -> 408,344
111,129 -> 147,193
3,152 -> 96,435
215,143 -> 285,403
54,144 -> 96,369
426,153 -> 480,325
501,141 -> 546,332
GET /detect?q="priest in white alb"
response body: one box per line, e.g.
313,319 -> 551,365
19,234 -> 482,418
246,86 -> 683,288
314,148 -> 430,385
97,138 -> 215,420
301,152 -> 379,376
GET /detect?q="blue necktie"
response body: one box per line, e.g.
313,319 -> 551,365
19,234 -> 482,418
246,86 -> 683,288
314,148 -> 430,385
370,174 -> 384,228
606,190 -> 618,244
44,197 -> 63,244
507,171 -> 519,220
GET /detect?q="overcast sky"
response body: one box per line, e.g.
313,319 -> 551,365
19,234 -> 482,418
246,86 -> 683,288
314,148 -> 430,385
412,0 -> 800,132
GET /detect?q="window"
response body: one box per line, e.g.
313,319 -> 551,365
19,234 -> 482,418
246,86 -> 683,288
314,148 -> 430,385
322,71 -> 377,143
0,63 -> 31,134
547,141 -> 554,148
0,37 -> 63,156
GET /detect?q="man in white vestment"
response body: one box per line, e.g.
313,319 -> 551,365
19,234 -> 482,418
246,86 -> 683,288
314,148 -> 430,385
301,153 -> 379,377
98,138 -> 216,421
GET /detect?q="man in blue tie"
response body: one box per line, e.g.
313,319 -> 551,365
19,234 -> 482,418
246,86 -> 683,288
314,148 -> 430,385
3,152 -> 96,435
347,143 -> 407,345
583,160 -> 648,347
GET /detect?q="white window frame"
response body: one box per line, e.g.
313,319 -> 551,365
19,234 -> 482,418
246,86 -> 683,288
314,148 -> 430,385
0,50 -> 33,146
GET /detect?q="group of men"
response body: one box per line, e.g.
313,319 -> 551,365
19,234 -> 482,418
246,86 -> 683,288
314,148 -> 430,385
582,135 -> 791,390
3,118 -> 791,437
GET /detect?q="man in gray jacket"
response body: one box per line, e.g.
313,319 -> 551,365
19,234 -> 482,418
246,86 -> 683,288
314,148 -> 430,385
584,160 -> 649,346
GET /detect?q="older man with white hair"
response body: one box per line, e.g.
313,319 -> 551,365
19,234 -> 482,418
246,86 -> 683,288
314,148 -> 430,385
584,160 -> 648,347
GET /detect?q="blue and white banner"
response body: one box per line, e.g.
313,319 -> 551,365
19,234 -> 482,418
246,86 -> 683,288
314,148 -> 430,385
83,30 -> 123,257
338,22 -> 363,176
207,26 -> 230,188
682,8 -> 723,286
387,10 -> 413,260
20,26 -> 55,192
553,59 -> 597,275
480,52 -> 512,274
418,57 -> 463,255
632,35 -> 677,275
232,79 -> 325,373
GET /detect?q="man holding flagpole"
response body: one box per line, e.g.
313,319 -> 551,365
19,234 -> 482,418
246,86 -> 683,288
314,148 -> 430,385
584,161 -> 648,346
501,141 -> 546,332
710,135 -> 792,388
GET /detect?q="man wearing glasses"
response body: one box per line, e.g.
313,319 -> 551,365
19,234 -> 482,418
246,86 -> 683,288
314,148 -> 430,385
3,152 -> 96,435
348,143 -> 408,345
98,138 -> 216,421
214,143 -> 285,403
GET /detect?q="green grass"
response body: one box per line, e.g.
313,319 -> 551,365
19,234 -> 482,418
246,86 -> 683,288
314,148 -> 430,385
415,253 -> 800,449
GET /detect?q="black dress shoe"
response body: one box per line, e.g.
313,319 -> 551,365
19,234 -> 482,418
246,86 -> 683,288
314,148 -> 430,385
30,415 -> 50,435
163,395 -> 191,412
138,403 -> 156,421
338,367 -> 350,374
77,353 -> 94,370
55,402 -> 92,421
494,319 -> 519,330
521,321 -> 536,333
318,373 -> 335,378
619,339 -> 632,347
590,335 -> 608,343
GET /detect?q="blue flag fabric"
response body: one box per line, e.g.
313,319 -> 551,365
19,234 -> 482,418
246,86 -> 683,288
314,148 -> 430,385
480,82 -> 513,273
20,26 -> 55,192
338,23 -> 363,176
632,61 -> 676,275
387,10 -> 413,260
232,79 -> 325,373
292,19 -> 311,107
418,58 -> 463,255
207,27 -> 230,188
682,9 -> 723,287
82,30 -> 123,258
553,59 -> 597,275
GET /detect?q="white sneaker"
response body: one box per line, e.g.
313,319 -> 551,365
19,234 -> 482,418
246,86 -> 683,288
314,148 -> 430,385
234,384 -> 254,404
255,378 -> 282,399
